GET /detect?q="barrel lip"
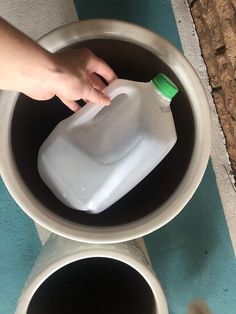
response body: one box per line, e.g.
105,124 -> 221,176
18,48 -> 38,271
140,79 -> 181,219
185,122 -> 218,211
16,245 -> 168,314
0,19 -> 211,244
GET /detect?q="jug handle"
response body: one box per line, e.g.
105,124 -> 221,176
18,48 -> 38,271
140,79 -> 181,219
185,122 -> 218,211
70,79 -> 135,127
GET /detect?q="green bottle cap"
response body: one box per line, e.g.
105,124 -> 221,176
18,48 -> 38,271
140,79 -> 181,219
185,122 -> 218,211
152,73 -> 178,100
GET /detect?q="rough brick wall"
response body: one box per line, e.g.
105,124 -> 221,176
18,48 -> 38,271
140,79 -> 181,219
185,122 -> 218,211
189,0 -> 236,173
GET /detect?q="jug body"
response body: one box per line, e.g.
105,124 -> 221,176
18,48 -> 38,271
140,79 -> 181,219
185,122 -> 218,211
38,75 -> 178,213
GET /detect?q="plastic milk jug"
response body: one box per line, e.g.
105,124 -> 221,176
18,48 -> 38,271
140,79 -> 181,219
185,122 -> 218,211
38,73 -> 178,213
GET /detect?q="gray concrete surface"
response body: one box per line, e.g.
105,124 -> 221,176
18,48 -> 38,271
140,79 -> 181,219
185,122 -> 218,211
0,0 -> 78,39
171,0 -> 236,254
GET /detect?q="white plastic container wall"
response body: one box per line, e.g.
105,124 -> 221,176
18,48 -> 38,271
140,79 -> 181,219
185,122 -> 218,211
38,74 -> 178,214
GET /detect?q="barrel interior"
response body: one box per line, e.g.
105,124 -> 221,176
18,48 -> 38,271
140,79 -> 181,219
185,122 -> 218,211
27,258 -> 156,314
11,39 -> 194,227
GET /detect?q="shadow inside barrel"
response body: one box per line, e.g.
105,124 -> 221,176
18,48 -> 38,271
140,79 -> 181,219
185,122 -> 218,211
27,258 -> 155,314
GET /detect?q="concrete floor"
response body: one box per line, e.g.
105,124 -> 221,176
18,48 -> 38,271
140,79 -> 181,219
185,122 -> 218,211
0,0 -> 78,39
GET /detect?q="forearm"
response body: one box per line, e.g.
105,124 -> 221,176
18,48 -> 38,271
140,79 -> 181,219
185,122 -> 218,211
0,17 -> 55,92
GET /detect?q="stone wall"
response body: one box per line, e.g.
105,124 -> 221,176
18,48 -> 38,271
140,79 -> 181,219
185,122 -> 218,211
189,0 -> 236,174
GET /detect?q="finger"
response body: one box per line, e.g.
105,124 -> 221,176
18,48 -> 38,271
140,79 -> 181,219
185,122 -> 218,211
59,98 -> 81,112
89,57 -> 117,84
24,91 -> 55,101
84,85 -> 111,106
88,73 -> 107,91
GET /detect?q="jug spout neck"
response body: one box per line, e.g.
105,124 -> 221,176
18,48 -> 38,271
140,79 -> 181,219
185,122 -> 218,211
151,73 -> 178,101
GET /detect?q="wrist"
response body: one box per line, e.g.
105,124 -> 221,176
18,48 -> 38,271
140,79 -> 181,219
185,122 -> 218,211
19,49 -> 59,95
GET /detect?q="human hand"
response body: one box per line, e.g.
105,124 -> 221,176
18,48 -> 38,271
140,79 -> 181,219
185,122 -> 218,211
0,18 -> 118,111
0,18 -> 117,111
24,48 -> 117,111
